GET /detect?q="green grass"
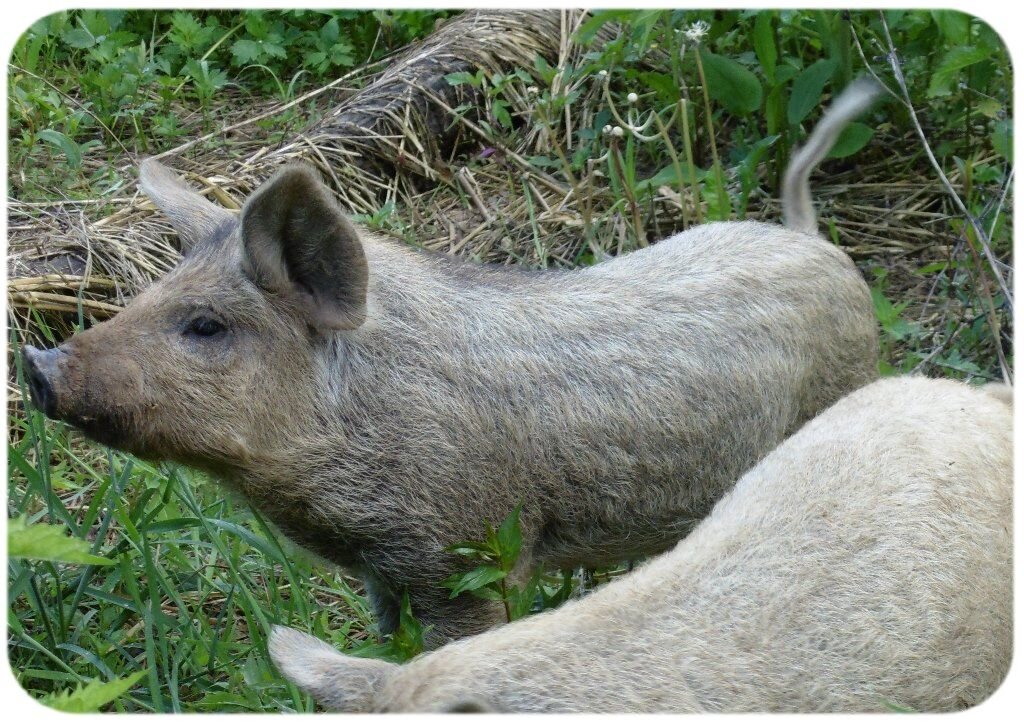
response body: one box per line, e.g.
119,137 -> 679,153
9,344 -> 377,711
6,8 -> 1013,712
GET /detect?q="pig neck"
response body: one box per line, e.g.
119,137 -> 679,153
208,237 -> 565,559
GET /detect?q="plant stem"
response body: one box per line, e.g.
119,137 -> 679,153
499,576 -> 512,622
693,49 -> 730,220
678,99 -> 704,224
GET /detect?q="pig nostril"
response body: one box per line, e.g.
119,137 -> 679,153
28,366 -> 52,414
22,347 -> 58,418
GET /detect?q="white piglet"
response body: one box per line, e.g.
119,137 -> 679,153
272,377 -> 1012,712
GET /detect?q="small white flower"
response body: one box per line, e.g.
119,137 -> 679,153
611,126 -> 625,138
598,69 -> 608,78
685,20 -> 710,45
602,124 -> 613,136
527,85 -> 539,95
627,92 -> 639,104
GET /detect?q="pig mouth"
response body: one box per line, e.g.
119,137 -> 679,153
40,387 -> 152,457
23,344 -> 155,457
61,405 -> 148,455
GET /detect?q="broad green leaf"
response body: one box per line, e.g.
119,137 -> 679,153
774,65 -> 799,86
463,585 -> 505,602
37,129 -> 83,169
788,58 -> 838,125
635,163 -> 694,194
638,71 -> 677,104
573,10 -> 635,44
41,670 -> 147,712
441,565 -> 507,598
492,100 -> 512,130
390,591 -> 427,659
62,28 -> 96,49
533,54 -> 555,83
8,516 -> 114,565
927,46 -> 991,98
930,10 -> 971,44
444,539 -> 496,556
753,13 -> 777,84
699,49 -> 763,115
320,16 -> 340,44
495,504 -> 522,570
827,122 -> 874,159
975,97 -> 1003,119
992,118 -> 1012,162
444,71 -> 480,88
351,592 -> 427,663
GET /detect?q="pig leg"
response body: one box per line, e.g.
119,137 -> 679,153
362,570 -> 401,636
408,583 -> 507,649
363,531 -> 538,647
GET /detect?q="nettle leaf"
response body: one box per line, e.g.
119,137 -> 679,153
261,40 -> 288,61
441,565 -> 507,599
231,39 -> 265,65
495,504 -> 523,570
170,12 -> 202,39
927,46 -> 992,98
871,288 -> 912,340
304,50 -> 328,72
329,41 -> 355,68
699,49 -> 763,115
41,670 -> 147,712
938,348 -> 983,376
788,58 -> 838,125
827,122 -> 874,159
8,516 -> 113,565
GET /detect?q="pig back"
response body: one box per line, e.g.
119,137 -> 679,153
332,221 -> 878,569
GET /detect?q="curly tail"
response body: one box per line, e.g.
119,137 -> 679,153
782,77 -> 883,235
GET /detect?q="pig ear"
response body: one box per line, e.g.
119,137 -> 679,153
269,626 -> 396,712
240,164 -> 368,331
138,158 -> 235,253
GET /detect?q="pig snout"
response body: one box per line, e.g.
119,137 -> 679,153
22,345 -> 69,419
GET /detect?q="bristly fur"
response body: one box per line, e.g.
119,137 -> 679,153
271,377 -> 1012,713
25,90 -> 880,646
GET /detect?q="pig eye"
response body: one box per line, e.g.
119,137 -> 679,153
185,316 -> 227,338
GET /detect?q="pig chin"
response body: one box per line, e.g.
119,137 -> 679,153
61,403 -> 154,458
